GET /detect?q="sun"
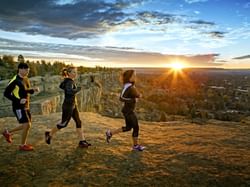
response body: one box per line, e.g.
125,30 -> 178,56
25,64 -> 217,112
170,62 -> 185,71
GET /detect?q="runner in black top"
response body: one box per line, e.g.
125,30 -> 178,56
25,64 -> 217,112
2,62 -> 39,151
45,66 -> 91,148
105,70 -> 145,151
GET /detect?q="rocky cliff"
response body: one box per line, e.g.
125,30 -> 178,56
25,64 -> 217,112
0,71 -> 121,117
0,71 -> 184,121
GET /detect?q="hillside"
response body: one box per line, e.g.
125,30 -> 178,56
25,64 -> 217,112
0,112 -> 249,186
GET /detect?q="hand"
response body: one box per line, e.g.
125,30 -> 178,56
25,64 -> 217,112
138,93 -> 142,98
33,87 -> 40,92
20,98 -> 27,104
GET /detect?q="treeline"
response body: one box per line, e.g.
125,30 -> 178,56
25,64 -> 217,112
0,54 -> 119,80
137,72 -> 250,122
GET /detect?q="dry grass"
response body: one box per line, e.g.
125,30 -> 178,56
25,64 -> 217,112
0,112 -> 249,187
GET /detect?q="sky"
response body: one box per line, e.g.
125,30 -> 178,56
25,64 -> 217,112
0,0 -> 250,68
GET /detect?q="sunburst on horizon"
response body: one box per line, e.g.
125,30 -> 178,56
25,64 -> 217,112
162,60 -> 193,89
169,61 -> 185,71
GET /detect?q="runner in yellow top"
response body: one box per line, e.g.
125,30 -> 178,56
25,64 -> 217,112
2,62 -> 39,151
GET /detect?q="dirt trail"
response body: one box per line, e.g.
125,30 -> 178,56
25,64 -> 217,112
0,112 -> 249,186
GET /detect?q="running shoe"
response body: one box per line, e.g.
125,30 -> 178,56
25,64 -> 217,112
45,131 -> 51,144
105,129 -> 112,143
132,144 -> 145,151
79,140 -> 91,148
2,129 -> 12,143
19,144 -> 34,151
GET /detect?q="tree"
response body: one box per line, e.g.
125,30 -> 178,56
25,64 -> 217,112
17,54 -> 25,63
0,56 -> 4,66
2,55 -> 16,77
27,61 -> 38,77
3,55 -> 15,68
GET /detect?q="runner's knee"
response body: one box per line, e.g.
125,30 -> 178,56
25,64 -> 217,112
23,123 -> 31,129
56,121 -> 69,129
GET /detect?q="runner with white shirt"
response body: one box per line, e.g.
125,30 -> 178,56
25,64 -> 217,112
106,70 -> 145,151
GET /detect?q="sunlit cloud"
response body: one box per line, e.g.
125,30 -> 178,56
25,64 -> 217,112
0,0 -> 249,68
223,58 -> 250,69
233,55 -> 250,60
0,0 -> 222,42
0,0 -> 130,39
0,37 -> 221,67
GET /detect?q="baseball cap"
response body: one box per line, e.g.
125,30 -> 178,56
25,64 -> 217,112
18,62 -> 29,69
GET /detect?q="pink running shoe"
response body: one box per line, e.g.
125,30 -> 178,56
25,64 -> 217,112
2,129 -> 12,143
105,129 -> 112,143
132,145 -> 145,151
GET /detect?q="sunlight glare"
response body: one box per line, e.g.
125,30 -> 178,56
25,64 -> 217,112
170,62 -> 184,71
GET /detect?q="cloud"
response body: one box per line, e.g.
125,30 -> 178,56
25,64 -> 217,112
0,0 -> 178,39
0,0 -> 132,39
233,55 -> 250,60
186,20 -> 222,40
189,20 -> 215,26
216,60 -> 228,63
0,37 -> 221,67
113,0 -> 148,8
194,11 -> 200,14
182,54 -> 221,66
136,11 -> 180,25
206,31 -> 226,38
184,0 -> 208,4
0,0 -> 223,41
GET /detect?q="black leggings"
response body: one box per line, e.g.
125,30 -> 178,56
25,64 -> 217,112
122,112 -> 139,137
57,103 -> 81,129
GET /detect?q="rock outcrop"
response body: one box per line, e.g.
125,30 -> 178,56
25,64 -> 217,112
0,71 -> 120,117
0,71 -> 171,121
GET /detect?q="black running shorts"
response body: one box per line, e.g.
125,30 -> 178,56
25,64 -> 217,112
13,108 -> 31,123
